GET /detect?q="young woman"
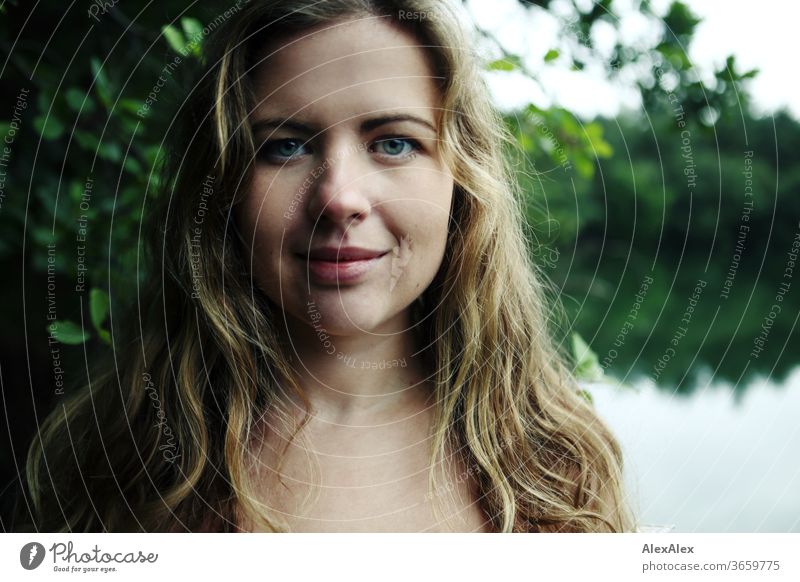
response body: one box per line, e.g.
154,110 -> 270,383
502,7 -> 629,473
27,0 -> 634,532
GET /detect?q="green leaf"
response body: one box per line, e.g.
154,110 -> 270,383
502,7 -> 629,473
663,1 -> 701,41
571,332 -> 604,382
162,24 -> 188,55
573,155 -> 595,179
544,49 -> 559,63
487,55 -> 523,72
518,131 -> 533,153
89,288 -> 110,330
181,17 -> 204,56
123,156 -> 143,175
74,130 -> 100,151
118,98 -> 143,117
34,115 -> 64,140
524,103 -> 542,117
97,328 -> 112,345
90,57 -> 113,109
98,141 -> 122,162
31,225 -> 56,247
739,67 -> 759,80
65,87 -> 94,113
69,181 -> 84,203
50,320 -> 90,344
143,145 -> 166,167
585,122 -> 613,158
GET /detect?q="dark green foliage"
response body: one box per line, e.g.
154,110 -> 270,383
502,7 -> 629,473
0,1 -> 792,423
1,1 -> 789,396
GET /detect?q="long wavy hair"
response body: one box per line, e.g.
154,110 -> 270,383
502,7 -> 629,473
26,0 -> 634,532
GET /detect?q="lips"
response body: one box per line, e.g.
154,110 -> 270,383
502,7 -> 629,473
298,246 -> 389,283
304,246 -> 387,262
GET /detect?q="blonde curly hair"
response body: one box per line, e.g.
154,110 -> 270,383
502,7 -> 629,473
27,0 -> 633,532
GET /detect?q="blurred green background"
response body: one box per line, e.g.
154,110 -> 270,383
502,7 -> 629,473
1,0 -> 797,531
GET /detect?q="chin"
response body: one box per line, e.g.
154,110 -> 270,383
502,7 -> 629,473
305,290 -> 411,335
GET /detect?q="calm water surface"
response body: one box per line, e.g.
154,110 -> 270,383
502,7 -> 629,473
592,367 -> 800,532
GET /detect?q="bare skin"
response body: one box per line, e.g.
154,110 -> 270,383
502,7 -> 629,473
240,394 -> 490,532
234,15 -> 490,532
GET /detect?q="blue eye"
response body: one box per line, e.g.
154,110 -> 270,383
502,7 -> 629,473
373,137 -> 419,157
259,139 -> 309,161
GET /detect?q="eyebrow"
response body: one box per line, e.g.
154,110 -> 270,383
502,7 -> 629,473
250,113 -> 437,136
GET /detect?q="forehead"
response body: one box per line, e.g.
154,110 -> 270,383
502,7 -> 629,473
249,16 -> 442,124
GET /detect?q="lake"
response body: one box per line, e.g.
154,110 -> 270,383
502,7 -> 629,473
591,366 -> 800,532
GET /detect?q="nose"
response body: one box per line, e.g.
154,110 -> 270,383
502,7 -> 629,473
305,141 -> 372,226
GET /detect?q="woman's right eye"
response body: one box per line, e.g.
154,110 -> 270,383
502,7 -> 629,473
257,138 -> 310,162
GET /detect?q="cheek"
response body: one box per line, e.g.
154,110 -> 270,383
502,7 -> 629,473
235,184 -> 288,290
238,175 -> 294,247
416,176 -> 453,248
393,185 -> 452,287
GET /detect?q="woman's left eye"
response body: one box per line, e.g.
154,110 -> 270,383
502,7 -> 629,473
372,137 -> 420,158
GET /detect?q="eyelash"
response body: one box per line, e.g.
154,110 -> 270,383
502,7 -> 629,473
256,136 -> 422,163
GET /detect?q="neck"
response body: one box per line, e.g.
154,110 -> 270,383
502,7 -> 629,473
277,308 -> 433,422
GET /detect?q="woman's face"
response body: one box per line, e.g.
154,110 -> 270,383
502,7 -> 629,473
237,17 -> 454,336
